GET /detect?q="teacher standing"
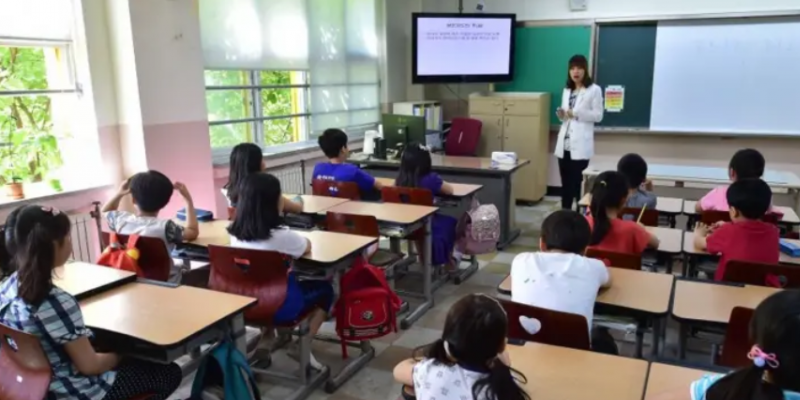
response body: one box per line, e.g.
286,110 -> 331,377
554,54 -> 604,210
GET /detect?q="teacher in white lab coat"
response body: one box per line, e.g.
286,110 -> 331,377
554,54 -> 604,210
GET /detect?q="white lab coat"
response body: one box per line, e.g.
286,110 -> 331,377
554,83 -> 604,160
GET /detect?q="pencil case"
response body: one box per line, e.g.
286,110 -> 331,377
779,239 -> 800,257
176,208 -> 214,222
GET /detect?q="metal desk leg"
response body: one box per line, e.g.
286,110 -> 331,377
678,323 -> 688,360
401,217 -> 434,329
634,322 -> 644,359
498,173 -> 521,249
650,318 -> 661,359
231,313 -> 247,354
323,340 -> 375,393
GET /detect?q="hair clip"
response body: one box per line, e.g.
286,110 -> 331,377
599,181 -> 607,186
40,206 -> 61,216
443,340 -> 454,358
748,345 -> 779,369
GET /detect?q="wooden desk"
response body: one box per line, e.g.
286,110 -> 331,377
81,283 -> 255,347
579,194 -> 684,214
54,262 -> 136,300
644,363 -> 716,400
188,220 -> 376,264
322,201 -> 437,225
682,233 -> 800,266
647,227 -> 684,254
284,194 -> 351,215
509,342 -> 648,400
374,177 -> 482,198
683,200 -> 800,224
497,267 -> 674,315
672,280 -> 780,324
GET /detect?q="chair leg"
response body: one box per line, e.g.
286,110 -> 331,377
297,319 -> 311,384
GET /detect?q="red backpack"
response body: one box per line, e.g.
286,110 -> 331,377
97,233 -> 145,277
335,256 -> 402,358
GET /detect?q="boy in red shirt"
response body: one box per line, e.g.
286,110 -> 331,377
693,178 -> 780,281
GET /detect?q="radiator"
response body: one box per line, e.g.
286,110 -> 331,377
68,204 -> 102,263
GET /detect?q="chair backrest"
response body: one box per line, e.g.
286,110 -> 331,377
445,117 -> 482,156
701,210 -> 731,225
498,298 -> 591,351
381,186 -> 434,206
718,307 -> 754,368
723,260 -> 800,288
0,323 -> 51,400
227,207 -> 237,221
326,212 -> 380,238
585,248 -> 642,270
311,179 -> 361,200
620,208 -> 659,227
100,232 -> 172,282
207,245 -> 291,324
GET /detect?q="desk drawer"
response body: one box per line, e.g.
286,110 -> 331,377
470,99 -> 504,115
503,99 -> 541,117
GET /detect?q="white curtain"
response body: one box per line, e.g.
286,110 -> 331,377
199,0 -> 380,134
0,0 -> 74,41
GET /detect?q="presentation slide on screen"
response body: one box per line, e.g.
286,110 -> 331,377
416,17 -> 512,76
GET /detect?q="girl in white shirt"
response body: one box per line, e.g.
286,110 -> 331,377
393,294 -> 530,400
227,172 -> 333,370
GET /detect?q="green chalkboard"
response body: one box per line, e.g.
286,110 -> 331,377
594,23 -> 657,128
496,26 -> 592,121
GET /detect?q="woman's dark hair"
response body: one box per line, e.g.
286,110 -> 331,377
0,206 -> 24,279
227,173 -> 283,242
414,294 -> 530,400
706,290 -> 800,400
395,142 -> 432,188
566,54 -> 593,90
225,143 -> 264,204
589,171 -> 629,246
10,205 -> 71,305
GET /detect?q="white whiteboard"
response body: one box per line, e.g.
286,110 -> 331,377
650,19 -> 800,136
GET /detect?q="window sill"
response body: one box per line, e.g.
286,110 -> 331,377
211,134 -> 366,169
0,181 -> 113,211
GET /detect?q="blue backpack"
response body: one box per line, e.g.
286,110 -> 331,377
191,339 -> 261,400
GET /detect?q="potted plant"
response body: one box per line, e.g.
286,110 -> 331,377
0,133 -> 33,199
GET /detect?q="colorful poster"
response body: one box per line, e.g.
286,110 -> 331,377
605,85 -> 625,112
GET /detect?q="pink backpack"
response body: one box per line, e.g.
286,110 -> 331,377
456,200 -> 500,255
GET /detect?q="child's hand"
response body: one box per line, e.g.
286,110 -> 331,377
173,182 -> 192,200
644,179 -> 653,191
117,178 -> 131,196
694,222 -> 709,237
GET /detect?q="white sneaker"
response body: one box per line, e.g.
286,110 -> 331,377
286,342 -> 324,370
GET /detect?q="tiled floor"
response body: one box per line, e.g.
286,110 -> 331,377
172,198 -> 718,400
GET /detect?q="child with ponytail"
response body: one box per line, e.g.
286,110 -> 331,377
0,205 -> 182,400
393,294 -> 530,400
653,289 -> 800,400
587,170 -> 659,254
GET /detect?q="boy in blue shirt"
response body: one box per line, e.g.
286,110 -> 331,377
313,128 -> 383,198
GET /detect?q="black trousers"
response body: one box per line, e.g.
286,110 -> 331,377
558,151 -> 590,210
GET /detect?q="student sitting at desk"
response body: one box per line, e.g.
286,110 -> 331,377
694,179 -> 779,281
393,294 -> 530,400
652,290 -> 800,400
0,205 -> 182,400
695,148 -> 766,213
227,173 -> 333,371
396,143 -> 458,268
102,171 -> 199,283
511,209 -> 615,354
313,128 -> 383,199
587,171 -> 660,253
617,153 -> 657,209
223,142 -> 303,212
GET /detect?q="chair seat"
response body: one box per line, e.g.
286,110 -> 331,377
370,249 -> 404,268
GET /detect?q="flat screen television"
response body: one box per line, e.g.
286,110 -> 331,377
412,13 -> 516,84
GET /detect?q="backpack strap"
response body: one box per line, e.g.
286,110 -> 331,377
126,234 -> 141,250
107,232 -> 121,246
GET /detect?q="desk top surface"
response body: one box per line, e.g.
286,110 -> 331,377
672,280 -> 781,323
579,194 -> 684,214
352,154 -> 530,173
647,226 -> 684,254
323,201 -> 438,225
682,233 -> 800,265
284,194 -> 351,214
189,220 -> 377,264
509,342 -> 648,400
644,363 -> 715,400
498,267 -> 674,314
80,283 -> 255,347
585,163 -> 800,188
53,262 -> 136,299
682,200 -> 800,224
374,177 -> 482,198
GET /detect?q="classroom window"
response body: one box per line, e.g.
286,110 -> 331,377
199,0 -> 381,156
